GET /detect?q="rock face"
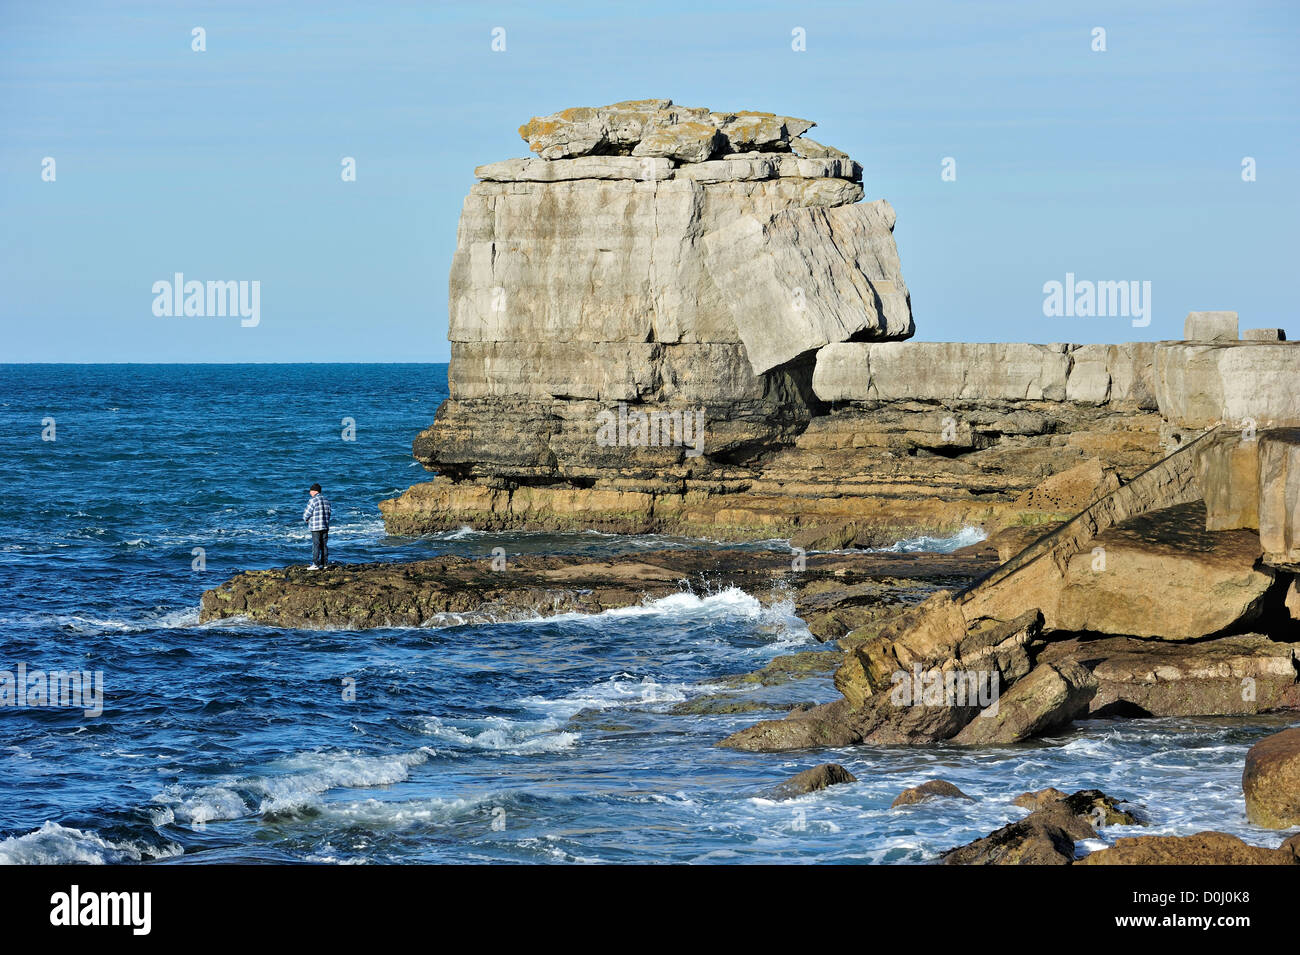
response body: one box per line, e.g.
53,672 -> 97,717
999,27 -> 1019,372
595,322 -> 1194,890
1242,728 -> 1300,828
381,101 -> 1187,543
1259,429 -> 1300,566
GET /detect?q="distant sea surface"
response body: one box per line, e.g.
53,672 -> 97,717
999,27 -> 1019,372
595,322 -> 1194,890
0,364 -> 1293,864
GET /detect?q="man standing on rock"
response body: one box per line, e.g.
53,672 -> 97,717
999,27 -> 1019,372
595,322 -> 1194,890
303,483 -> 331,570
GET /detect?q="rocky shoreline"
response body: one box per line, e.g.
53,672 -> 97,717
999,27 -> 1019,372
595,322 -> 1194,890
203,101 -> 1300,861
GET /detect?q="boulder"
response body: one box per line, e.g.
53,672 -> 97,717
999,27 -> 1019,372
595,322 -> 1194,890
771,763 -> 858,798
890,779 -> 974,807
951,660 -> 1096,745
1242,728 -> 1300,828
942,809 -> 1085,865
1078,831 -> 1300,865
1184,310 -> 1239,341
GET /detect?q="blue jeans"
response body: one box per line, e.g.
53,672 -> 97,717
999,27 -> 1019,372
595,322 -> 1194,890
311,529 -> 329,566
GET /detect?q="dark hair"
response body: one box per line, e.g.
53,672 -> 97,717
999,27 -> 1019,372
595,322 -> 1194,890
309,483 -> 322,492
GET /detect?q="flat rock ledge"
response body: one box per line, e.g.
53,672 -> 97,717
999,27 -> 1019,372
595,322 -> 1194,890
198,548 -> 995,630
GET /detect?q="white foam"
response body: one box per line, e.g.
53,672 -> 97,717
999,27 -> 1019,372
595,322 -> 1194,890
0,821 -> 181,865
878,526 -> 987,554
521,673 -> 692,718
154,747 -> 435,825
419,715 -> 578,754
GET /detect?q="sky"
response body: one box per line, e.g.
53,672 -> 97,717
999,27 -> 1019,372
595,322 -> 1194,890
1,0 -> 1297,362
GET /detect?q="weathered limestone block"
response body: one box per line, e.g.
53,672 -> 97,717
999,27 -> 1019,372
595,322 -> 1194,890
1194,428 -> 1261,530
702,200 -> 913,373
1258,428 -> 1300,565
1155,342 -> 1300,428
814,342 -> 1070,403
1243,328 -> 1286,341
1184,310 -> 1239,341
1064,342 -> 1157,407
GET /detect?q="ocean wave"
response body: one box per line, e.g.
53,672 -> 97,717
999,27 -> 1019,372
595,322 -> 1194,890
877,526 -> 987,554
153,747 -> 435,825
521,673 -> 692,718
5,606 -> 204,635
0,821 -> 182,865
418,715 -> 578,754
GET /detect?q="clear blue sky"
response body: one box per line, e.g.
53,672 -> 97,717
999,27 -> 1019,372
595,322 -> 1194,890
2,0 -> 1297,361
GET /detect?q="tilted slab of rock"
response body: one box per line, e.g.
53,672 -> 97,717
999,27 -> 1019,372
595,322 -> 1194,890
949,660 -> 1096,745
1054,502 -> 1276,639
1155,341 -> 1300,428
814,341 -> 1158,407
703,200 -> 913,373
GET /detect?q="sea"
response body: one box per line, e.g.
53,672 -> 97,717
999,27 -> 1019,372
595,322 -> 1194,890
0,364 -> 1294,864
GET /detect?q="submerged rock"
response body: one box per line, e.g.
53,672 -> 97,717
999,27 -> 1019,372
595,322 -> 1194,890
943,789 -> 1141,865
771,763 -> 858,799
890,779 -> 973,808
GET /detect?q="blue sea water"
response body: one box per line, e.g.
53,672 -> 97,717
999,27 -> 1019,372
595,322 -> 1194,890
0,364 -> 1295,864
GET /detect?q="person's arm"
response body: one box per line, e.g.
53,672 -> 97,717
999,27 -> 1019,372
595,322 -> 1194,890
303,498 -> 314,523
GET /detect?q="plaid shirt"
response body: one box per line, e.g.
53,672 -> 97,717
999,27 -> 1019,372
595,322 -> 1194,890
303,495 -> 331,531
